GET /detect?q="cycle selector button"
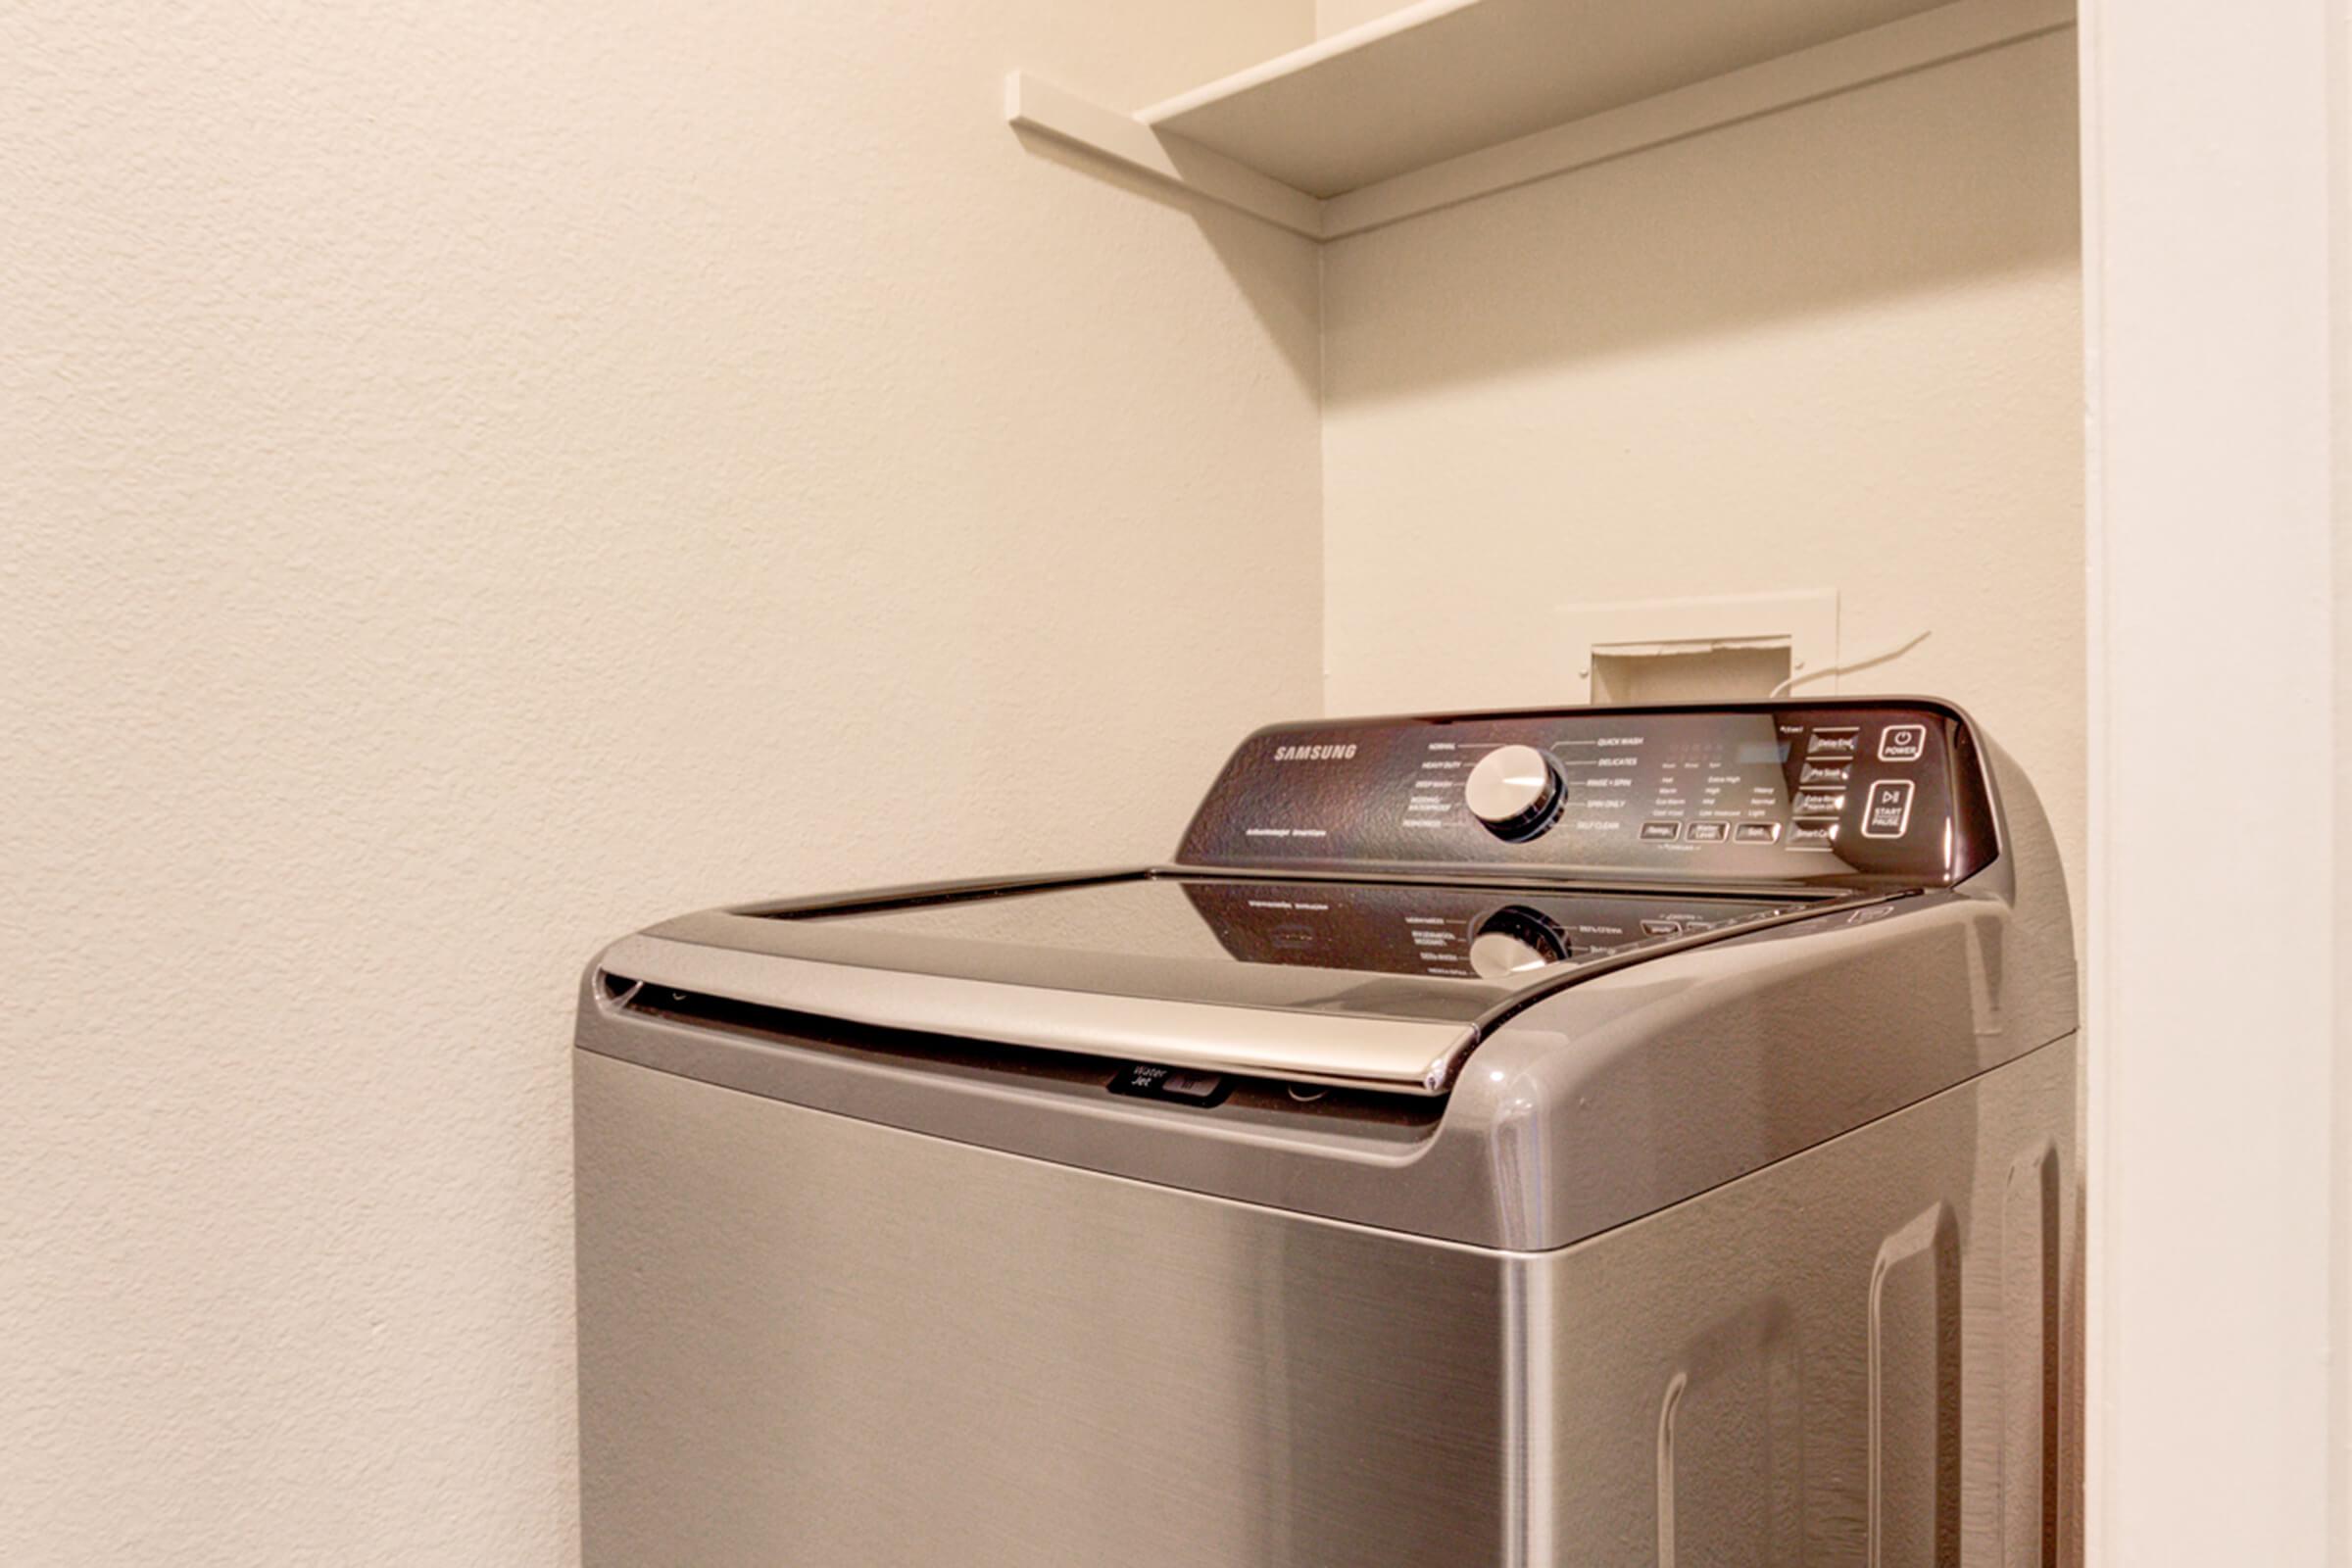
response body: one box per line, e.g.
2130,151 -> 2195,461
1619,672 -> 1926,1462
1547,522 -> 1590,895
1464,744 -> 1564,842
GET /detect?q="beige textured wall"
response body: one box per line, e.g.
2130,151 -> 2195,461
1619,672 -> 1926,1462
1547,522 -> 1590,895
0,3 -> 1318,1562
1317,0 -> 1417,38
4,6 -> 2092,1559
1321,31 -> 2086,900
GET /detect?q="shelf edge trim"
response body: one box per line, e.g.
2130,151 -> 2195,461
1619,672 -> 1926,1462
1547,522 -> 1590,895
1006,0 -> 2076,245
1004,73 -> 1325,239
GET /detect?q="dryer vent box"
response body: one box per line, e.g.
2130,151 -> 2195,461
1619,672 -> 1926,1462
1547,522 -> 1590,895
1560,591 -> 1838,704
1590,644 -> 1792,705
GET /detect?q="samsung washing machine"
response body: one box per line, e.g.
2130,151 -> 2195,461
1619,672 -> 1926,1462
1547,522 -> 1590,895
574,700 -> 2079,1566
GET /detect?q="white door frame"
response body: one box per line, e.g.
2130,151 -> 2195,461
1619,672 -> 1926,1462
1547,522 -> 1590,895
2080,0 -> 2349,1560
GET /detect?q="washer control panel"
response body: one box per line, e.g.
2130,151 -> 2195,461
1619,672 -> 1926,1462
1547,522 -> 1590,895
1176,703 -> 1996,888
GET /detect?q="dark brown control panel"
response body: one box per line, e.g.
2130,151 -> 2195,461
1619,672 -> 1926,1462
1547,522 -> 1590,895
1175,702 -> 1998,889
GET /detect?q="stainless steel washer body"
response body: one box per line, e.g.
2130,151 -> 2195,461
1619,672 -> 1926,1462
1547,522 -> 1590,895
575,702 -> 2080,1566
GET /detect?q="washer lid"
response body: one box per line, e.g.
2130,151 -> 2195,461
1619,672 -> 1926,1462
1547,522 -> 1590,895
605,871 -> 1832,1095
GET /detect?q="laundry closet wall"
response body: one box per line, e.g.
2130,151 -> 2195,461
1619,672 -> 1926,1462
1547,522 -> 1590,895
1318,27 -> 2088,911
0,3 -> 1322,1562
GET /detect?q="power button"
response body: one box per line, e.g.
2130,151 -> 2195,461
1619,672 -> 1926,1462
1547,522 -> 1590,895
1878,724 -> 1928,763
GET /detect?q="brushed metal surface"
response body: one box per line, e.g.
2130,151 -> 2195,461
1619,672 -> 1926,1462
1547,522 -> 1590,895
1525,1036 -> 2080,1566
575,1049 -> 1511,1567
577,1037 -> 2078,1566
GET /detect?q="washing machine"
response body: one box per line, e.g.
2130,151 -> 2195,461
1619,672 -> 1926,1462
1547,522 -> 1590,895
574,700 -> 2078,1566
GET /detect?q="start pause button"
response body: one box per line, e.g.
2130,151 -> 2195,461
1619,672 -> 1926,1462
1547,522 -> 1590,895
1862,779 -> 1916,838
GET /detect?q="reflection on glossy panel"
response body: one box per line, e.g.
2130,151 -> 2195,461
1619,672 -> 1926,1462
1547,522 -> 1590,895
1654,1298 -> 1803,1566
2000,1145 -> 2060,1565
1871,1202 -> 1961,1566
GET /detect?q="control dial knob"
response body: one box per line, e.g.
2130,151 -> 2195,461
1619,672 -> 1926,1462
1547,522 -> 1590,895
1468,906 -> 1571,979
1464,744 -> 1564,841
